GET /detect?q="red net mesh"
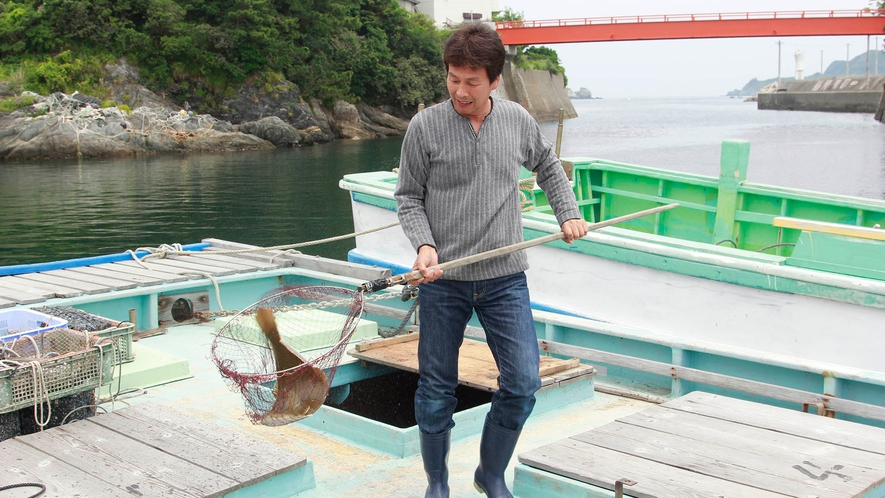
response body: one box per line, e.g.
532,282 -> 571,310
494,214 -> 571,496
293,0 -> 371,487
211,286 -> 364,426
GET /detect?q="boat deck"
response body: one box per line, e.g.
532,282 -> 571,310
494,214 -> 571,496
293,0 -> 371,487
517,391 -> 885,497
0,238 -> 388,308
0,403 -> 313,497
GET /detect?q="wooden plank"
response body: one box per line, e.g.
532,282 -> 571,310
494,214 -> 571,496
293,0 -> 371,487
0,275 -> 85,298
0,276 -> 64,299
0,284 -> 47,304
114,403 -> 307,483
92,404 -> 306,486
0,438 -> 123,496
540,340 -> 885,423
354,332 -> 419,352
22,419 -> 236,497
351,337 -> 583,392
64,265 -> 167,287
202,238 -> 297,264
666,391 -> 885,456
518,438 -> 787,498
167,254 -> 258,272
573,421 -> 876,497
184,252 -> 281,270
125,257 -> 240,276
619,405 -> 885,473
98,260 -> 195,283
9,272 -> 110,294
774,217 -> 885,241
41,268 -> 139,291
202,238 -> 391,280
538,357 -> 580,377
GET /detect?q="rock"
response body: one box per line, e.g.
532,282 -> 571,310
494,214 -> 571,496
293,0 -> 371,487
0,94 -> 273,160
236,116 -> 302,147
103,58 -> 179,112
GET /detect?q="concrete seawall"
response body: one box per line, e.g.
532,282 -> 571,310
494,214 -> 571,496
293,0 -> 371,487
758,75 -> 885,113
494,65 -> 576,122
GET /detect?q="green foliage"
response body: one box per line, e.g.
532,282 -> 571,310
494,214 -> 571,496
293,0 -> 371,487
494,7 -> 568,86
23,51 -> 109,96
118,104 -> 131,113
0,93 -> 35,111
101,99 -> 117,108
0,0 -> 455,108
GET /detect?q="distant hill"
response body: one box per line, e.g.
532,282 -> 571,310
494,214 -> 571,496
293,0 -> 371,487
727,50 -> 885,96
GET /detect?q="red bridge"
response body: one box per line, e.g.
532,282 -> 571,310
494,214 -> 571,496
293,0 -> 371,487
494,10 -> 885,45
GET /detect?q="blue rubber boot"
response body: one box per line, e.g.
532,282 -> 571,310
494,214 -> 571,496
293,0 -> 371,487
473,418 -> 521,498
420,430 -> 451,498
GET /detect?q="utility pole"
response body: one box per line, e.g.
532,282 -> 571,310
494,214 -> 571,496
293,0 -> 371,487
878,37 -> 880,75
846,44 -> 851,76
821,50 -> 824,76
867,35 -> 871,77
777,40 -> 783,87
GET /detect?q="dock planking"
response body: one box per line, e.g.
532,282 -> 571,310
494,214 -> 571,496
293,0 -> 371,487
517,391 -> 885,498
0,403 -> 311,497
0,242 -> 290,307
349,334 -> 592,392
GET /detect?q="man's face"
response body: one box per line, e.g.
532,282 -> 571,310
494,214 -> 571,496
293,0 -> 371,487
446,65 -> 500,120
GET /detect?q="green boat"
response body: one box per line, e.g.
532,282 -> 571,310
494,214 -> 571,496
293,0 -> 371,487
341,139 -> 885,377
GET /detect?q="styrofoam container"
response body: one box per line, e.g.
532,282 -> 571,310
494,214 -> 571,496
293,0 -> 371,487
0,309 -> 68,341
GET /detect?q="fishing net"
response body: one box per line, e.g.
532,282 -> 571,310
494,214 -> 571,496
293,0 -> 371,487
211,285 -> 365,426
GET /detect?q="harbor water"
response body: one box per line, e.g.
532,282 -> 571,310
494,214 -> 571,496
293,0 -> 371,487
1,97 -> 883,267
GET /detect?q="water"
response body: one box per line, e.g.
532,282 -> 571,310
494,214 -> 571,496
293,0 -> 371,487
2,97 -> 884,266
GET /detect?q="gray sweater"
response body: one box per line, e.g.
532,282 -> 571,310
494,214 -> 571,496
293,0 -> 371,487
395,97 -> 580,281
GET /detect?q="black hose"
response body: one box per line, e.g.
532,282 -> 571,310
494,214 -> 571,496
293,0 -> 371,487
0,482 -> 46,497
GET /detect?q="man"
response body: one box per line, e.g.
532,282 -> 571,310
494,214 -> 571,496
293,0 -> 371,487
394,22 -> 587,498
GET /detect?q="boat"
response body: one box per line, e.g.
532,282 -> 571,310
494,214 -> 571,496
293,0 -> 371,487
340,139 -> 885,376
1,224 -> 885,495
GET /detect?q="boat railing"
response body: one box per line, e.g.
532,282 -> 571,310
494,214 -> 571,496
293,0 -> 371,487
547,142 -> 885,257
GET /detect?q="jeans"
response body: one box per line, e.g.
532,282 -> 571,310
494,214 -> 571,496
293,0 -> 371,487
415,272 -> 541,435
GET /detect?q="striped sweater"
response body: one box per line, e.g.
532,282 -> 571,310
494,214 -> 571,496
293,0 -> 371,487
395,97 -> 580,281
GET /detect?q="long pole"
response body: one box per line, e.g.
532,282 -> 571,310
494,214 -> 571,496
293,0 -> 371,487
820,50 -> 824,76
777,40 -> 783,86
867,35 -> 871,78
359,203 -> 681,292
847,44 -> 851,76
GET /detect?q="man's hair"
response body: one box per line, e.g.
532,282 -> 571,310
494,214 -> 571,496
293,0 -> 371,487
443,22 -> 506,83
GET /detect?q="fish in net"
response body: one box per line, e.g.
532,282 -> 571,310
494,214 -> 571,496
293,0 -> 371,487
211,285 -> 365,426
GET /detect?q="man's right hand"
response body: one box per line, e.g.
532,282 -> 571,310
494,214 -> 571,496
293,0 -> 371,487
410,245 -> 443,285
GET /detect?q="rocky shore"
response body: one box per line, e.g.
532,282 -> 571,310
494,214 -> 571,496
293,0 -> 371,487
0,60 -> 410,161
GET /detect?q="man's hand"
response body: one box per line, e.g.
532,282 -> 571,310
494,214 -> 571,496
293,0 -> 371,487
410,245 -> 443,285
561,218 -> 589,244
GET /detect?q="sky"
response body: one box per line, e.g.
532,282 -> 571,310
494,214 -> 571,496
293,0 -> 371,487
497,0 -> 881,98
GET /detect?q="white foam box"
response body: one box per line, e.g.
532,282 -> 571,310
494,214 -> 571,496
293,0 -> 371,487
213,308 -> 378,351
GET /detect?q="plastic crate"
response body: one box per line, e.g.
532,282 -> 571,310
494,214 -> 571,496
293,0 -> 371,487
0,309 -> 68,340
94,320 -> 135,365
0,329 -> 115,414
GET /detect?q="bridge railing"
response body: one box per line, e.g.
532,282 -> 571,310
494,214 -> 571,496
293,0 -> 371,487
495,9 -> 885,30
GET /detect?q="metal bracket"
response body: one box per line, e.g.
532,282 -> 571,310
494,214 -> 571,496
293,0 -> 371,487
615,478 -> 637,498
802,402 -> 835,418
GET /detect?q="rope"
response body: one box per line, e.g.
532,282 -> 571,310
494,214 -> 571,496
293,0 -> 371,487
128,222 -> 402,268
0,482 -> 46,498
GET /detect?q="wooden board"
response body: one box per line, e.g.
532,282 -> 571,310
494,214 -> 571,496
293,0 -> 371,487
0,402 -> 309,498
42,268 -> 140,291
518,391 -> 885,498
349,335 -> 587,392
64,265 -> 168,287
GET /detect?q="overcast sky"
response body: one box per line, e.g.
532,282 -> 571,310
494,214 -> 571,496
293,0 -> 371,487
497,0 -> 880,97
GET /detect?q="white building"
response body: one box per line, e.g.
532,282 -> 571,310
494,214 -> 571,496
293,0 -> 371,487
400,0 -> 500,28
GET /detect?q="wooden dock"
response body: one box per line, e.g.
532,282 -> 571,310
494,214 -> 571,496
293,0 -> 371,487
516,391 -> 885,497
0,239 -> 389,308
0,403 -> 314,497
